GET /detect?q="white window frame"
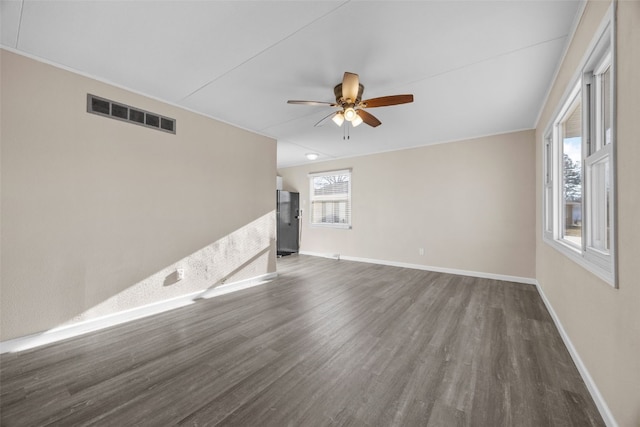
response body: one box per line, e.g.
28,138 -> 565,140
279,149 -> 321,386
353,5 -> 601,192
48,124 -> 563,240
555,81 -> 583,250
542,5 -> 617,287
308,169 -> 352,229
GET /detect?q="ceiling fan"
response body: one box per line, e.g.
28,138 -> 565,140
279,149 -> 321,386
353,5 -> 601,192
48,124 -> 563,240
287,72 -> 414,128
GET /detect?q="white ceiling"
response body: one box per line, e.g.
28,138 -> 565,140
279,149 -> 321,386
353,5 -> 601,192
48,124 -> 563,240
1,0 -> 582,168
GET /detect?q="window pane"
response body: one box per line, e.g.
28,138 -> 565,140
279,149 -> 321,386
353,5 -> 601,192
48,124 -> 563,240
545,140 -> 552,184
602,67 -> 611,145
544,185 -> 553,234
313,175 -> 349,197
605,160 -> 611,250
561,94 -> 582,246
312,201 -> 348,224
543,136 -> 554,237
587,157 -> 610,252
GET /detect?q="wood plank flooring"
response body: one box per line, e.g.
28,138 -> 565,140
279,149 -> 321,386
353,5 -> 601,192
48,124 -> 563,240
0,255 -> 604,426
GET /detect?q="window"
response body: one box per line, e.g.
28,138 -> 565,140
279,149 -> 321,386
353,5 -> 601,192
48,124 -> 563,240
542,8 -> 616,286
308,169 -> 352,228
559,84 -> 583,248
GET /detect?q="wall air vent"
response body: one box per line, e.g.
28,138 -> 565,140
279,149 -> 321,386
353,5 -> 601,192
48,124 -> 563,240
87,94 -> 176,134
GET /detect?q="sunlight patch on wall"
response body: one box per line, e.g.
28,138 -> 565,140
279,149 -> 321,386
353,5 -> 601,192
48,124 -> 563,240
64,211 -> 276,326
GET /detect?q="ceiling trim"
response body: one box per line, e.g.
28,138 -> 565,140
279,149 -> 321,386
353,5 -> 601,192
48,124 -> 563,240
278,127 -> 535,170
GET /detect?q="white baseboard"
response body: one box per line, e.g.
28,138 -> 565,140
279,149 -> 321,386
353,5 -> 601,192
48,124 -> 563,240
0,272 -> 277,354
198,272 -> 277,299
298,251 -> 536,285
298,251 -> 341,260
535,281 -> 618,427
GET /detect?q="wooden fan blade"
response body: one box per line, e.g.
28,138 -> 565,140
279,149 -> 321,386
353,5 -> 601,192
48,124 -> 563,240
288,100 -> 336,106
361,94 -> 414,108
315,111 -> 338,127
342,72 -> 360,103
357,109 -> 381,127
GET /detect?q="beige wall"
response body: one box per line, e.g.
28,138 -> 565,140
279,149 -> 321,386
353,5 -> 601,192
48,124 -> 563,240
535,2 -> 640,426
279,130 -> 536,280
0,50 -> 277,341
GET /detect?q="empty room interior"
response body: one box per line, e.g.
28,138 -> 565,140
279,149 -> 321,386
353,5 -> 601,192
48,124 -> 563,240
1,1 -> 638,426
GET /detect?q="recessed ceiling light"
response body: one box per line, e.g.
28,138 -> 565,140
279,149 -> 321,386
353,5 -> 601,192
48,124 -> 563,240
306,153 -> 319,160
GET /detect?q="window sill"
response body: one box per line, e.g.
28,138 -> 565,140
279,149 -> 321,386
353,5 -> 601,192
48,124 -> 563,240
310,223 -> 352,230
543,236 -> 616,288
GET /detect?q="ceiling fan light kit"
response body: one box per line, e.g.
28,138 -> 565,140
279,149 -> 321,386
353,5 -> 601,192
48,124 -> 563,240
332,112 -> 345,127
288,72 -> 414,129
343,107 -> 357,122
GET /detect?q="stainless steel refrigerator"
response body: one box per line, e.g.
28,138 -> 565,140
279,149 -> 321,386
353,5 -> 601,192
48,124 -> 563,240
276,190 -> 300,256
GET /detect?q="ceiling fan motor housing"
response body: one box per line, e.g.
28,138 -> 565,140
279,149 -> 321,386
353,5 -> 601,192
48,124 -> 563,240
334,83 -> 364,105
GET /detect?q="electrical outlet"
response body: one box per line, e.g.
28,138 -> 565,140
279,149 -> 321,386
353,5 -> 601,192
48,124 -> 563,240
418,248 -> 425,256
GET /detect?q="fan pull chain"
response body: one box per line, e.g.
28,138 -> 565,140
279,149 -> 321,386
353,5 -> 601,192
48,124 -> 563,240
343,124 -> 349,140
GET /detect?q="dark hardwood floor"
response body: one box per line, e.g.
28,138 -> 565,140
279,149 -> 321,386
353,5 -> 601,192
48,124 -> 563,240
0,255 -> 604,426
